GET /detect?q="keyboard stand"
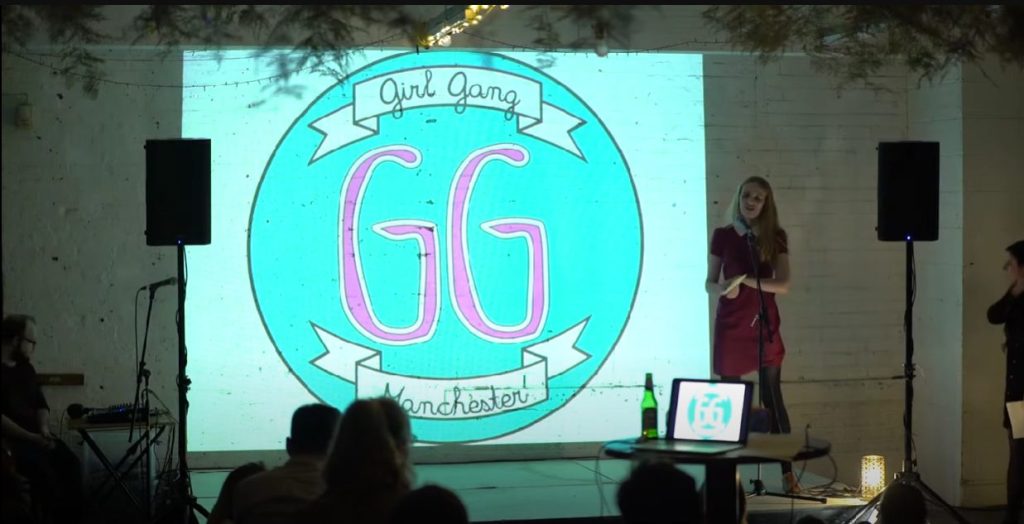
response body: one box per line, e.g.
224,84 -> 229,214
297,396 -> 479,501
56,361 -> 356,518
71,418 -> 169,519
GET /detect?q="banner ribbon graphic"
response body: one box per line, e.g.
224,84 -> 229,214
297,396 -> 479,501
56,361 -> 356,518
311,319 -> 590,420
310,66 -> 586,162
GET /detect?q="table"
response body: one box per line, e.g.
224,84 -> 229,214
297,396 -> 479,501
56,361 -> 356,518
604,433 -> 831,523
67,415 -> 173,519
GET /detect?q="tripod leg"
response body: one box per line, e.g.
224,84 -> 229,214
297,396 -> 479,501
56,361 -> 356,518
912,479 -> 971,524
844,490 -> 883,524
191,499 -> 210,517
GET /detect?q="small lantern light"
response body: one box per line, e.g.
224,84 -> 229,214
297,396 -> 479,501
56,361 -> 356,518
860,454 -> 886,500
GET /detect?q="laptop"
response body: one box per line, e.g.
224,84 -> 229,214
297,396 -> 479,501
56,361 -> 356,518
633,378 -> 754,455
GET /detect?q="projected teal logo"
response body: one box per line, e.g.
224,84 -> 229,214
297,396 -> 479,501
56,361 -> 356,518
250,51 -> 640,442
686,393 -> 734,439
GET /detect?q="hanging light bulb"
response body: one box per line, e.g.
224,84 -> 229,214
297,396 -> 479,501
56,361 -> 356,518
594,23 -> 609,57
425,4 -> 509,49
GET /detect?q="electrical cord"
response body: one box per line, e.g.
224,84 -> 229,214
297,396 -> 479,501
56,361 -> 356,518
143,389 -> 176,423
906,245 -> 918,469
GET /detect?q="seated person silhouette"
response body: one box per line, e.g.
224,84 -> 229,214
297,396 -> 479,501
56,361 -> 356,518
389,484 -> 468,524
617,460 -> 702,524
232,403 -> 341,524
209,462 -> 266,524
1,314 -> 84,524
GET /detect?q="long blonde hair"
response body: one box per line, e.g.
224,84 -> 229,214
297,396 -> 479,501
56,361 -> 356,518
727,176 -> 785,264
324,397 -> 412,492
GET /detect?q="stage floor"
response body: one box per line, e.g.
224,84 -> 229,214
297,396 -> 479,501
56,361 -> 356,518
191,458 -> 869,523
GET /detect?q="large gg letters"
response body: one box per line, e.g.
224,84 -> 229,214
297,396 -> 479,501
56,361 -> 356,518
340,144 -> 548,344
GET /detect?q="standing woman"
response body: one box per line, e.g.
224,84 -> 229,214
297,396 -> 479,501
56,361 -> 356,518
706,176 -> 799,493
987,240 -> 1024,524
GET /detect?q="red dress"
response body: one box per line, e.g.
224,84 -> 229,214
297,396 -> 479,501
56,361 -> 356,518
710,225 -> 787,376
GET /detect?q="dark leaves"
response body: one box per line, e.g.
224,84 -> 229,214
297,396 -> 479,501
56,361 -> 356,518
705,5 -> 1024,87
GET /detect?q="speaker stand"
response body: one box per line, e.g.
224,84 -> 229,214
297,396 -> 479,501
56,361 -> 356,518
844,241 -> 968,524
159,244 -> 209,524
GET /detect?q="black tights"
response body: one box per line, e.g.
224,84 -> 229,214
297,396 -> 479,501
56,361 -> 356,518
1010,430 -> 1023,521
722,366 -> 793,475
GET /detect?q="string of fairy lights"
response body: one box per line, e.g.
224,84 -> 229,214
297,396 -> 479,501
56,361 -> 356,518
420,4 -> 510,49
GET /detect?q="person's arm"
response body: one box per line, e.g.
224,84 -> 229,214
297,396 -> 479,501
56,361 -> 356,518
742,253 -> 790,294
27,364 -> 51,437
706,254 -> 725,295
706,229 -> 739,298
1,413 -> 51,448
36,408 -> 51,437
706,254 -> 741,299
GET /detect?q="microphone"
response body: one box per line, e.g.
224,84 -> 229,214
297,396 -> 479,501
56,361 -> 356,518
139,277 -> 177,292
67,403 -> 93,419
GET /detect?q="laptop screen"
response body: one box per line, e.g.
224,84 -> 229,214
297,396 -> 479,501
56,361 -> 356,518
667,379 -> 753,443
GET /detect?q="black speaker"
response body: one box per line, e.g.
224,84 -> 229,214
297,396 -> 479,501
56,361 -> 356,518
877,141 -> 939,242
145,139 -> 211,246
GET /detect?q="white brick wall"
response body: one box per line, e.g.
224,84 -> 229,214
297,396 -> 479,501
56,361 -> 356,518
2,47 -> 184,441
908,65 -> 965,504
704,54 -> 908,489
2,7 -> 1022,499
960,57 -> 1024,506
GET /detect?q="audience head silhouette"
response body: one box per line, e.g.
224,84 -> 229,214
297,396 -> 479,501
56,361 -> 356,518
1,314 -> 36,363
617,460 -> 702,524
286,403 -> 341,457
390,484 -> 468,524
795,516 -> 826,524
208,461 -> 266,524
879,482 -> 926,524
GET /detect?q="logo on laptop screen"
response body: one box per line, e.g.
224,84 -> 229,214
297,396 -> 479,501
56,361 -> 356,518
686,392 -> 734,439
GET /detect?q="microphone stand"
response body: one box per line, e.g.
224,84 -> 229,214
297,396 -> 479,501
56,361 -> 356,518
130,286 -> 157,519
742,227 -> 825,504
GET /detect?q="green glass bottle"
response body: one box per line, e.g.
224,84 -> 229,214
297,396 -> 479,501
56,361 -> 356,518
641,373 -> 658,439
